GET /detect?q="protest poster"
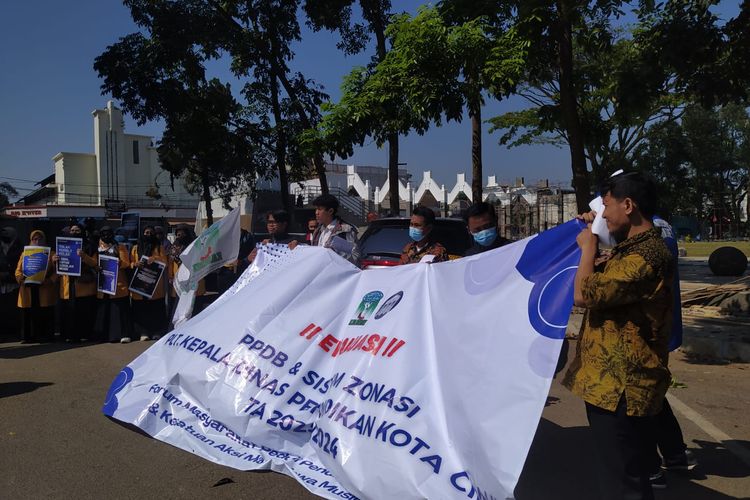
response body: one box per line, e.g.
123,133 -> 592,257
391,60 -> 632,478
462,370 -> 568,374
128,256 -> 166,299
56,237 -> 82,276
98,254 -> 120,296
21,246 -> 50,284
104,220 -> 584,500
120,212 -> 140,244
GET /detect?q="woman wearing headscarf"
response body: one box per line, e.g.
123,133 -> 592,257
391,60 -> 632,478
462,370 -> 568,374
167,224 -> 206,329
94,225 -> 133,343
130,225 -> 167,341
51,223 -> 97,342
14,230 -> 57,343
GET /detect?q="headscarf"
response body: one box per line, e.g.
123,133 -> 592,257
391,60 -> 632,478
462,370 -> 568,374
29,229 -> 46,244
137,225 -> 157,260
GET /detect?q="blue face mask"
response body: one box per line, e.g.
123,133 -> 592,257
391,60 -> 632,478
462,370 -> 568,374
409,227 -> 424,242
473,227 -> 497,246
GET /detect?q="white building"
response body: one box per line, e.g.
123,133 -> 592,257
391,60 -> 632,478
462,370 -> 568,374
6,101 -> 199,220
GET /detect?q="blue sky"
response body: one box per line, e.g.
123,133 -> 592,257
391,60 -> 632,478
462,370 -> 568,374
0,1 -> 741,199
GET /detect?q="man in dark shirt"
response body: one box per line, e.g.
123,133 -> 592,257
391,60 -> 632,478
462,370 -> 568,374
463,202 -> 509,256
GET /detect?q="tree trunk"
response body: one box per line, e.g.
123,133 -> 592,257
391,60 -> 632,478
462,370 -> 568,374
274,69 -> 328,194
387,133 -> 400,215
556,0 -> 591,213
470,97 -> 483,203
369,5 -> 400,216
270,72 -> 292,217
202,168 -> 214,227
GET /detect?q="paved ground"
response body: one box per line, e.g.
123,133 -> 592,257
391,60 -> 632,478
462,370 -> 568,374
1,337 -> 748,500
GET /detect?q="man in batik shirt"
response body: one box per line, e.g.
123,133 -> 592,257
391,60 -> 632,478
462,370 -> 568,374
400,206 -> 448,264
563,171 -> 674,500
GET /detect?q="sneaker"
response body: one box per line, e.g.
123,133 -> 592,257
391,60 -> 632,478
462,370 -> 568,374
120,337 -> 132,344
649,470 -> 667,489
151,335 -> 161,341
139,335 -> 150,341
662,450 -> 697,471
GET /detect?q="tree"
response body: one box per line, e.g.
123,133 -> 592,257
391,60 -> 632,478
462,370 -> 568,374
489,33 -> 686,188
95,0 -> 330,223
313,6 -> 526,203
0,182 -> 18,207
632,103 -> 750,233
306,0 -> 405,215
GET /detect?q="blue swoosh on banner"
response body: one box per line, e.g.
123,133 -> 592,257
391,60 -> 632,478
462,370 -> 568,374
516,220 -> 584,339
102,366 -> 134,416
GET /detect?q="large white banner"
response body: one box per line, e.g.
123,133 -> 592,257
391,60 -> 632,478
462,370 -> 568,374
104,220 -> 584,499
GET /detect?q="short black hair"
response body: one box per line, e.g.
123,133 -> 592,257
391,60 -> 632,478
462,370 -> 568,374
464,202 -> 497,223
312,194 -> 339,214
267,210 -> 290,224
412,206 -> 436,226
599,171 -> 658,219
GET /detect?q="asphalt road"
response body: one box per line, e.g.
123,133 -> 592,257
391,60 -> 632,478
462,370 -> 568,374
1,338 -> 748,500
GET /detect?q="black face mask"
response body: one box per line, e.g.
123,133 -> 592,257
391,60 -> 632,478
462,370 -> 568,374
101,233 -> 114,244
144,235 -> 158,244
176,236 -> 190,246
0,236 -> 10,243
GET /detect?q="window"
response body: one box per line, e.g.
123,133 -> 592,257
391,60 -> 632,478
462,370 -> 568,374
132,140 -> 139,164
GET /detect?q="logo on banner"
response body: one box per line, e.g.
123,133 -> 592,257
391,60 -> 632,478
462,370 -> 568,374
348,291 -> 383,325
374,291 -> 404,320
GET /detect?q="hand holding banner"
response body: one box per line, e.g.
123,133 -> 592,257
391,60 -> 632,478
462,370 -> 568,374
21,246 -> 51,284
56,237 -> 82,276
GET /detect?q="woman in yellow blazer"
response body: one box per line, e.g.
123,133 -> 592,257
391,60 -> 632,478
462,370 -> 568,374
15,229 -> 57,343
94,226 -> 133,343
51,223 -> 98,343
130,225 -> 167,341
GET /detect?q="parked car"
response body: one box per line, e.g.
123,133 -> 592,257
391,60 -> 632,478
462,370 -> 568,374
357,217 -> 473,269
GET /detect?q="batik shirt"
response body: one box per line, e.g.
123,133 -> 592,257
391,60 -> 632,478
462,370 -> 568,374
400,240 -> 449,264
562,228 -> 674,416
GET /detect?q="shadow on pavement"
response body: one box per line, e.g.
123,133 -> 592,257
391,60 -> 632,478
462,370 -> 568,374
0,381 -> 53,398
516,419 -> 745,500
0,341 -> 91,359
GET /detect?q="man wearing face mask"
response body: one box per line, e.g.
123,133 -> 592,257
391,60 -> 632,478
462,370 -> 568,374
400,206 -> 448,264
463,202 -> 510,256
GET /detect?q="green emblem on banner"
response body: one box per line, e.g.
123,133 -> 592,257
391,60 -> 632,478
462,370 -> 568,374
349,291 -> 384,326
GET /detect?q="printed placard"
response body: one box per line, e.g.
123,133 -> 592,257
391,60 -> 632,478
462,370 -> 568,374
98,254 -> 120,296
21,246 -> 50,284
128,256 -> 166,299
56,237 -> 82,276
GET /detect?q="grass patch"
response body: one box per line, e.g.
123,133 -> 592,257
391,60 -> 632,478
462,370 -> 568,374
679,241 -> 750,257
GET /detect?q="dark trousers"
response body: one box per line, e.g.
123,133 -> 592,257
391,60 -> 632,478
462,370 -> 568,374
60,296 -> 96,342
648,397 -> 687,471
132,298 -> 167,338
0,289 -> 20,339
586,396 -> 656,500
95,297 -> 133,342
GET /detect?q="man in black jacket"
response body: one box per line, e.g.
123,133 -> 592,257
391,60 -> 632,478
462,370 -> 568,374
463,202 -> 509,256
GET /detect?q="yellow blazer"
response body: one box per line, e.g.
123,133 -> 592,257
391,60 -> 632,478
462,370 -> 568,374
15,251 -> 58,308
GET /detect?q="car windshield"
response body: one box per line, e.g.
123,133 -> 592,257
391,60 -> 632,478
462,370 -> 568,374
360,226 -> 408,256
360,220 -> 472,257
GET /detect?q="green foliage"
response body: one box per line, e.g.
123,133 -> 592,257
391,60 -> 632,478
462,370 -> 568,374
95,0 -> 329,217
0,182 -> 18,207
632,103 -> 750,228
